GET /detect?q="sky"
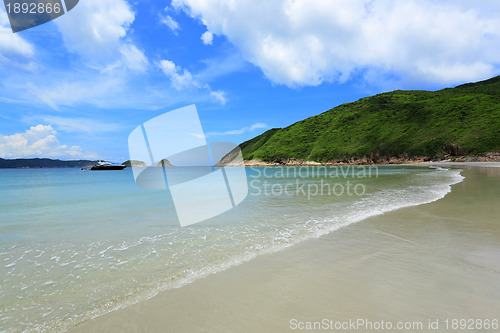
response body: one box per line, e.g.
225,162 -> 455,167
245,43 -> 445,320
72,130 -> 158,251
0,0 -> 499,162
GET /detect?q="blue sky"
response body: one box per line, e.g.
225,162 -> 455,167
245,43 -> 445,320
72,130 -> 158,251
1,0 -> 499,162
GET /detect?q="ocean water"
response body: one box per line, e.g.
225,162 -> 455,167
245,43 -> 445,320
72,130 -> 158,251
0,166 -> 463,332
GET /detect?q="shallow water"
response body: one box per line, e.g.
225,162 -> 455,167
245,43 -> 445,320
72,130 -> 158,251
0,166 -> 463,332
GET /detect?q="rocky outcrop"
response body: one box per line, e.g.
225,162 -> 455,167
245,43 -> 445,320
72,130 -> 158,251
156,159 -> 174,167
122,160 -> 147,167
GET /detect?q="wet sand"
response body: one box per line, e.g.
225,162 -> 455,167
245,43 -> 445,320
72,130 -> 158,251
71,166 -> 500,332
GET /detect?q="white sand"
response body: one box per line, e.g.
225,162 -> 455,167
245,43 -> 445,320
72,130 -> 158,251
71,167 -> 500,332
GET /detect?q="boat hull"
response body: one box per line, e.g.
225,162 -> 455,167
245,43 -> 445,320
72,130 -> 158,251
90,165 -> 127,171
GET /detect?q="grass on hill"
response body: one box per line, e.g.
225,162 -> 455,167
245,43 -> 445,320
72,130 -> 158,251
240,76 -> 500,162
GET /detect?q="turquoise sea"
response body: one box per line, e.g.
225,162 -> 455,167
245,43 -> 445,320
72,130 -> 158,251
0,166 -> 463,332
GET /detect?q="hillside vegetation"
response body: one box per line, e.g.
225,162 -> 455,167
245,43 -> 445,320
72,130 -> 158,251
240,76 -> 500,163
0,158 -> 98,168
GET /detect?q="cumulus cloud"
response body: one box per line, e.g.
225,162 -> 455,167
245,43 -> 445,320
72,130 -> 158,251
0,125 -> 86,158
0,0 -> 159,110
158,59 -> 227,104
206,123 -> 267,136
173,0 -> 500,87
160,15 -> 180,34
201,31 -> 213,45
159,59 -> 195,90
55,0 -> 147,71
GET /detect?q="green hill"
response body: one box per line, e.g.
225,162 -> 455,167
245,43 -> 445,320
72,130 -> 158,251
240,76 -> 500,163
0,158 -> 98,168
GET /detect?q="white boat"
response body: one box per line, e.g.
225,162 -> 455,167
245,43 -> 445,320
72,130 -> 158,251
90,161 -> 127,171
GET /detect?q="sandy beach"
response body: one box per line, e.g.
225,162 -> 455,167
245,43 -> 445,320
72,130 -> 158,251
71,164 -> 500,332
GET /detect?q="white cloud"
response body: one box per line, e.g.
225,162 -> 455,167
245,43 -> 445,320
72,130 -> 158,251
160,15 -> 180,34
159,59 -> 195,90
0,1 -> 224,110
158,59 -> 227,104
209,90 -> 226,105
0,125 -> 87,158
201,31 -> 213,45
55,0 -> 146,71
0,7 -> 36,70
120,44 -> 149,72
173,0 -> 500,87
206,123 -> 267,136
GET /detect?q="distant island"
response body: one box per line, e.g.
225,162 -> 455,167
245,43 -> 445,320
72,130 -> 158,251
0,158 -> 99,169
122,159 -> 174,167
122,160 -> 148,167
239,76 -> 500,165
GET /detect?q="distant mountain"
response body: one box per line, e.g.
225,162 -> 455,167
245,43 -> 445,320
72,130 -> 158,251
240,76 -> 500,163
0,158 -> 98,169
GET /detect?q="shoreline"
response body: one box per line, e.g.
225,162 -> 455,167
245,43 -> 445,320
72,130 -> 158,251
243,153 -> 500,167
243,161 -> 500,168
70,165 -> 500,332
